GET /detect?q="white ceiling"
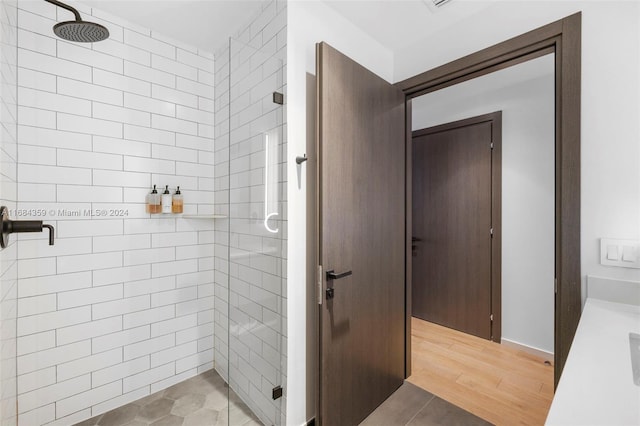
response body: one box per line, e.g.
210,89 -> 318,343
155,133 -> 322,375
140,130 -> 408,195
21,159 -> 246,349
79,0 -> 496,54
81,0 -> 266,52
321,0 -> 495,52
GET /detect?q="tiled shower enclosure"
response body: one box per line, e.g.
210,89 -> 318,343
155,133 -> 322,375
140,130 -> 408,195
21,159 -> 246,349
0,0 -> 287,424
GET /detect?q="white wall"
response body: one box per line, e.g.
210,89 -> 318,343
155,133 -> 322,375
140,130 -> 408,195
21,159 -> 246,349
412,54 -> 555,354
396,1 -> 640,298
14,1 -> 217,424
0,1 -> 18,425
286,1 -> 394,424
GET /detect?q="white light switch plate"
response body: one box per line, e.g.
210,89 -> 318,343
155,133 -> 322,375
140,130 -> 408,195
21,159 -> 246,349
622,245 -> 637,262
600,238 -> 640,269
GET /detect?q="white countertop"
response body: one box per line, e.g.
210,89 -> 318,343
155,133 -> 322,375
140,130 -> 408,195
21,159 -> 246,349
546,298 -> 640,425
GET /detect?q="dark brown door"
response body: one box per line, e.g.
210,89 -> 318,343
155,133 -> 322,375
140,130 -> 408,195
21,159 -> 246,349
412,114 -> 499,340
317,42 -> 405,426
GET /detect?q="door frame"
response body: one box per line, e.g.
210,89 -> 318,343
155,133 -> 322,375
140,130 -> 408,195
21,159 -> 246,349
412,111 -> 502,342
398,12 -> 581,386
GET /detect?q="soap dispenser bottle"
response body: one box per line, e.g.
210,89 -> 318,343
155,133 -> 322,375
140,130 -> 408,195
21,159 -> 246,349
172,186 -> 183,214
161,185 -> 172,214
146,185 -> 161,214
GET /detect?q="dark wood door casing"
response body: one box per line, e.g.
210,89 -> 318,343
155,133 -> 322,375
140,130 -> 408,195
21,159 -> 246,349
317,42 -> 406,426
398,13 -> 581,386
314,16 -> 579,421
412,112 -> 501,341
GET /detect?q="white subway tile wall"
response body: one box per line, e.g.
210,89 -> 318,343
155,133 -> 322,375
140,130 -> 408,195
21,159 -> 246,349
213,1 -> 287,424
15,0 -> 216,424
1,1 -> 19,425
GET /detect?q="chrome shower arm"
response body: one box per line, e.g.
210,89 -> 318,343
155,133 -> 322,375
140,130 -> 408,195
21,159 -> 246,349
44,0 -> 82,22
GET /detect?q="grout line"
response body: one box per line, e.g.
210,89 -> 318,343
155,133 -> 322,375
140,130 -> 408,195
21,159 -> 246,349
405,394 -> 435,426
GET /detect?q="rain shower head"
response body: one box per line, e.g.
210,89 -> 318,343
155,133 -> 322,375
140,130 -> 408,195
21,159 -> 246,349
45,0 -> 109,43
53,20 -> 109,43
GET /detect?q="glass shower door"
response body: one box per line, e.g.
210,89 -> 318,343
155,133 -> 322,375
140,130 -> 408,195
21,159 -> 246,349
214,37 -> 285,425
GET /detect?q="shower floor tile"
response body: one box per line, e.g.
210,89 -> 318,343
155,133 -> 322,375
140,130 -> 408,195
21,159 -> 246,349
74,369 -> 262,426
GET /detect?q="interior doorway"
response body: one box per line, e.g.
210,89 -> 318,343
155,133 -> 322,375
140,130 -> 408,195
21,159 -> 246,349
410,52 -> 556,358
406,54 -> 556,424
315,12 -> 581,426
400,13 -> 581,387
407,55 -> 556,422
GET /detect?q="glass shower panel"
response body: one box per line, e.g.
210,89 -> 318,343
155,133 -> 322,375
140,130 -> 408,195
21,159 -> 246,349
226,37 -> 285,426
0,1 -> 18,425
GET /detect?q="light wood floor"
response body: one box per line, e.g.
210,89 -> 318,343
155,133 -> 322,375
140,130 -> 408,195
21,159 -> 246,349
408,318 -> 554,426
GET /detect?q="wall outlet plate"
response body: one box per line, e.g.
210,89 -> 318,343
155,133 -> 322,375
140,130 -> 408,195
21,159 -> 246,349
600,238 -> 640,269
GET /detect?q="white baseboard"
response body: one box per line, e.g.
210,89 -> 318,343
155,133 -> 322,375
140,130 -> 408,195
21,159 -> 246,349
501,338 -> 554,364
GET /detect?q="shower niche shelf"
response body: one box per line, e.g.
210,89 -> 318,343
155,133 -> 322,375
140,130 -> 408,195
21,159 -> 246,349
181,215 -> 228,219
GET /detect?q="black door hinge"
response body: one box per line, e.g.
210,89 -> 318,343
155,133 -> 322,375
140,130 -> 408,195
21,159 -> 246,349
272,385 -> 283,400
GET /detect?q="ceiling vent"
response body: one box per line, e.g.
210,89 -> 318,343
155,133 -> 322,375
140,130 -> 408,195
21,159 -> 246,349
424,0 -> 453,12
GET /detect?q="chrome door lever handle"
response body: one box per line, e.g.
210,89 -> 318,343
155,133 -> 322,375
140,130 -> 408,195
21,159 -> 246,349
326,270 -> 352,280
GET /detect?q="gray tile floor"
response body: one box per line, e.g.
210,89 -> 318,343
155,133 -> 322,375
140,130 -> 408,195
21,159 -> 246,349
360,382 -> 493,426
74,369 -> 262,426
75,372 -> 487,426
